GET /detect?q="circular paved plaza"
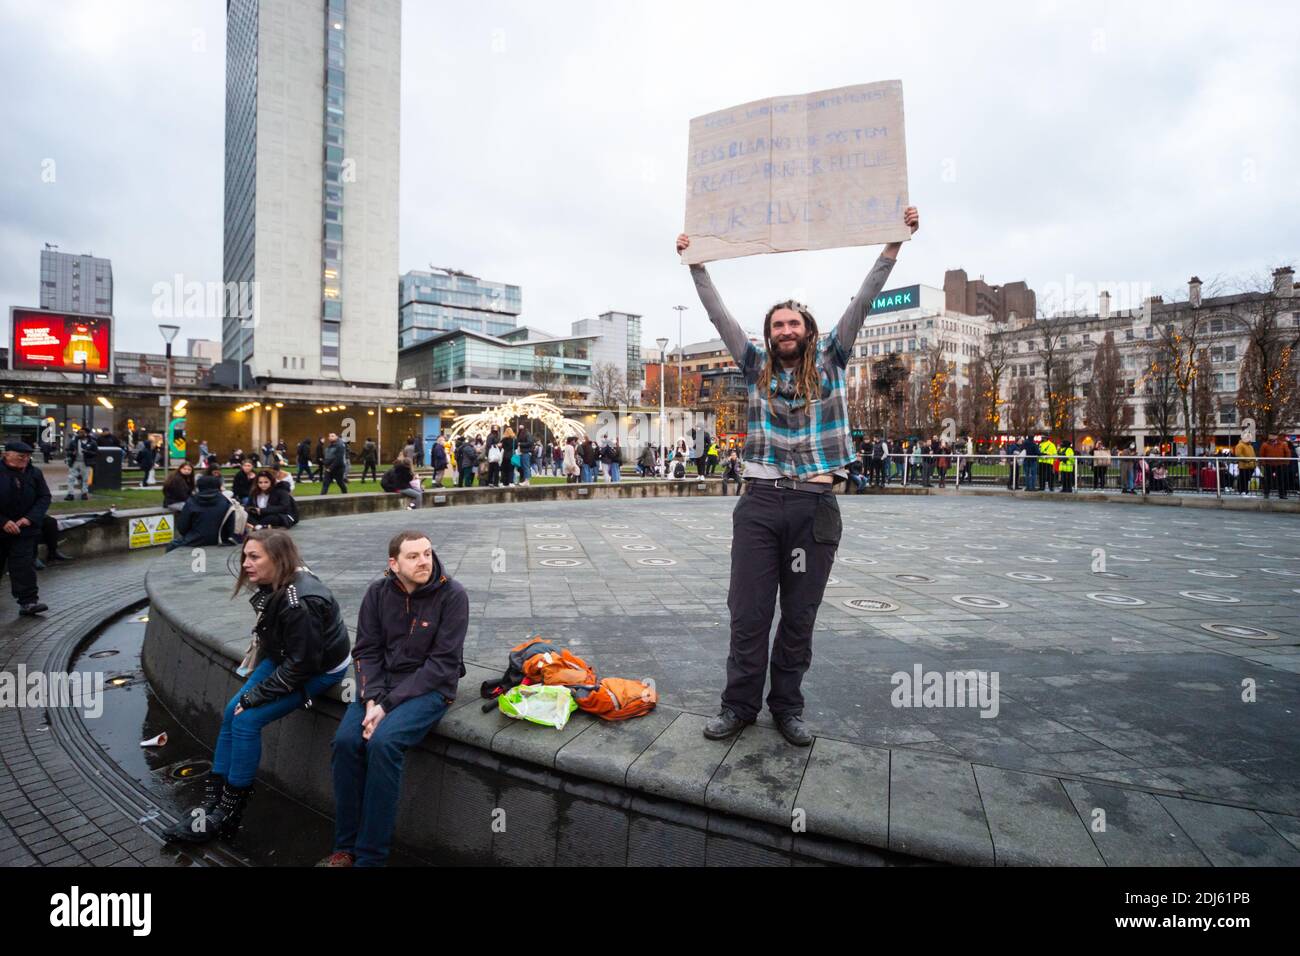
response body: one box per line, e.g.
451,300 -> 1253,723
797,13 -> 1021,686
171,494 -> 1300,816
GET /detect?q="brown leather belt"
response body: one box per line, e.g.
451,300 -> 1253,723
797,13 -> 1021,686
744,476 -> 836,494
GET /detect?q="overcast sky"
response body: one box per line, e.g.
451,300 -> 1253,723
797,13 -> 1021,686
1,0 -> 1296,357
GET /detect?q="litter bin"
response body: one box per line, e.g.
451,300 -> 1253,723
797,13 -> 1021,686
90,442 -> 124,492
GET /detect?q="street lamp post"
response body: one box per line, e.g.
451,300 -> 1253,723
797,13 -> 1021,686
80,359 -> 90,436
673,305 -> 688,405
656,337 -> 669,471
159,324 -> 180,473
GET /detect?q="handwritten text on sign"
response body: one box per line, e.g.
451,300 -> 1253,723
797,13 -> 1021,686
682,81 -> 910,264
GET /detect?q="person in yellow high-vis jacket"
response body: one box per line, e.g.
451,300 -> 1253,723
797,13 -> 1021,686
1038,437 -> 1057,491
1058,440 -> 1075,492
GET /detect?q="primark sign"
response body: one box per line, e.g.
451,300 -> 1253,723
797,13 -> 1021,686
868,284 -> 920,316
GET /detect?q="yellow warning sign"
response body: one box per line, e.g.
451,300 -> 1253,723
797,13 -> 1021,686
128,514 -> 176,549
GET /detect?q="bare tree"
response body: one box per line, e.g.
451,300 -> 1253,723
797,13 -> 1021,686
1007,381 -> 1038,435
1192,348 -> 1217,452
1030,312 -> 1077,440
975,333 -> 1012,438
1156,311 -> 1209,454
588,362 -> 628,406
1141,337 -> 1180,450
531,353 -> 558,394
871,353 -> 909,436
1083,330 -> 1133,447
920,343 -> 954,433
1235,277 -> 1300,437
847,381 -> 871,434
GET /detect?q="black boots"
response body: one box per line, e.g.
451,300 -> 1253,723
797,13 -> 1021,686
774,713 -> 813,747
206,781 -> 253,841
164,776 -> 252,844
703,708 -> 752,740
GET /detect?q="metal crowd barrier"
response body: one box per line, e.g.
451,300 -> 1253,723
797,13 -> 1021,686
845,452 -> 1300,499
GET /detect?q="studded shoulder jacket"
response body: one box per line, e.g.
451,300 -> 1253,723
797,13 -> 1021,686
241,569 -> 351,709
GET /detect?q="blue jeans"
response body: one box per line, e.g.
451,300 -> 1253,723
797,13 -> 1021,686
609,462 -> 621,482
519,456 -> 532,482
332,692 -> 449,866
580,463 -> 593,483
211,658 -> 346,787
1024,461 -> 1038,491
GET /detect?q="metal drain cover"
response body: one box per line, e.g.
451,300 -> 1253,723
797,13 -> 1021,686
1086,592 -> 1146,606
951,595 -> 1010,609
1200,623 -> 1277,641
843,598 -> 899,612
1178,591 -> 1240,604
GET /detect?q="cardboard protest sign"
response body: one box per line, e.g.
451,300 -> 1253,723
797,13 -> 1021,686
682,80 -> 910,264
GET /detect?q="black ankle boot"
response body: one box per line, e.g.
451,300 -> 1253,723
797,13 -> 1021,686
207,782 -> 254,841
162,773 -> 229,844
201,773 -> 225,815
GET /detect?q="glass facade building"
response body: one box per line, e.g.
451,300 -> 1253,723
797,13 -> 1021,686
397,330 -> 593,395
319,0 -> 346,370
398,270 -> 522,348
221,0 -> 257,366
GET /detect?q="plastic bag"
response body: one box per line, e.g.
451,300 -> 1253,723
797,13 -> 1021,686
497,684 -> 578,730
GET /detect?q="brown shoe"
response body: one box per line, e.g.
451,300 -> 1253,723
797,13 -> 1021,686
316,851 -> 355,867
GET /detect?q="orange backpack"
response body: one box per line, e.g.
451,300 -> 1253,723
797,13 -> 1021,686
482,637 -> 656,720
573,678 -> 657,721
522,646 -> 597,687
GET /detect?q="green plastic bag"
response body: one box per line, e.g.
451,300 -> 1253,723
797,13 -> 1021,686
498,684 -> 578,730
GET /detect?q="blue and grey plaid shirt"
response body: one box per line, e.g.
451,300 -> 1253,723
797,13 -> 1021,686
689,254 -> 896,480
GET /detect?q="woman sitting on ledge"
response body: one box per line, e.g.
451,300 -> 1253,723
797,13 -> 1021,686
380,455 -> 423,509
161,460 -> 195,512
165,529 -> 351,845
246,470 -> 299,529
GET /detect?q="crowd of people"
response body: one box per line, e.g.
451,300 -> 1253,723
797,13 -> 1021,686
833,432 -> 1300,498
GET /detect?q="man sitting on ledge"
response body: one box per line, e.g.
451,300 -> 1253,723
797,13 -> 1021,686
320,529 -> 468,867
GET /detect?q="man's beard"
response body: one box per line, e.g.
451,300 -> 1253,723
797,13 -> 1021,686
774,333 -> 811,363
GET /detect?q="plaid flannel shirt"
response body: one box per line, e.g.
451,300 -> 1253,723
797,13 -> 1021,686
689,254 -> 896,480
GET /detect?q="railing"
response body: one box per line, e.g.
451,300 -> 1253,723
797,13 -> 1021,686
846,453 -> 1300,499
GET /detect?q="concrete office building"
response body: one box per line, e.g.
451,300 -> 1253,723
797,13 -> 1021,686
944,268 -> 1037,324
222,0 -> 401,386
39,247 -> 112,316
571,311 -> 644,404
845,283 -> 991,394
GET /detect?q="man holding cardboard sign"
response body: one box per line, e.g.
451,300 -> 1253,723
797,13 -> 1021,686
676,83 -> 918,745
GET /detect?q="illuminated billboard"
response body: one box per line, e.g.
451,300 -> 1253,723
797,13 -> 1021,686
9,308 -> 113,373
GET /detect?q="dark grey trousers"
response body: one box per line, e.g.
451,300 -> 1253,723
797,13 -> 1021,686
721,484 -> 842,721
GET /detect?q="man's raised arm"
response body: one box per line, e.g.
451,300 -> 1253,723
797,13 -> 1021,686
832,206 -> 919,363
678,234 -> 757,370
